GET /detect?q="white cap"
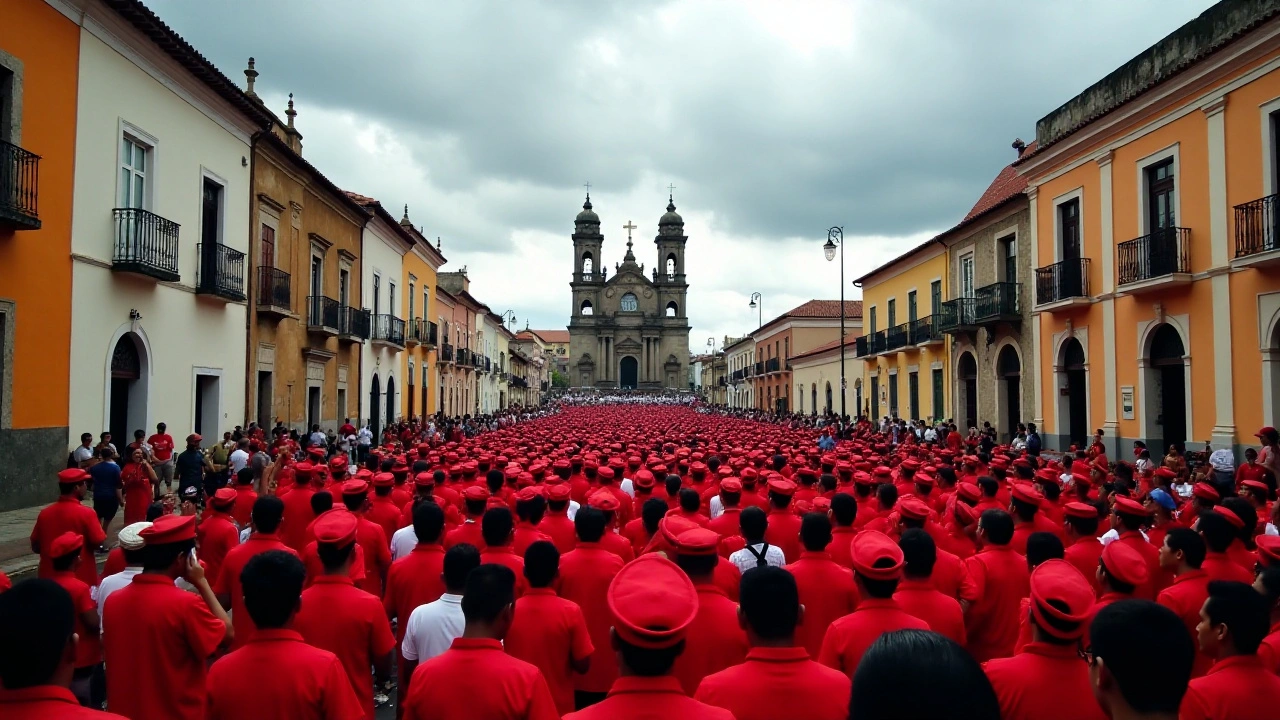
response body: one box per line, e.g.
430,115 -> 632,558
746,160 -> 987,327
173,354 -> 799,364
118,522 -> 152,550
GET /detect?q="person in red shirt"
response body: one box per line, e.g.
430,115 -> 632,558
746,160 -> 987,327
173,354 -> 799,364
339,480 -> 392,597
102,514 -> 231,720
963,509 -> 1030,663
983,559 -> 1104,720
1198,509 -> 1255,584
479,506 -> 527,596
197,488 -> 241,586
364,473 -> 403,542
1090,541 -> 1148,622
563,554 -> 733,720
214,496 -> 297,649
1110,496 -> 1167,598
696,565 -> 850,720
539,484 -> 578,553
1062,501 -> 1104,597
30,469 -> 106,587
1256,567 -> 1280,674
293,511 -> 395,720
894,528 -> 965,645
1158,527 -> 1215,677
445,487 -> 488,549
623,497 -> 664,555
818,530 -> 928,677
148,422 -> 176,498
512,489 -> 552,556
230,468 -> 259,527
1087,600 -> 1193,720
585,492 -> 636,562
46,533 -> 102,707
384,501 -> 447,671
785,513 -> 859,657
279,463 -> 318,551
704,479 -> 744,539
1008,482 -> 1064,553
762,479 -> 802,563
559,506 -> 626,708
206,550 -> 364,720
1181,580 -> 1280,720
402,564 -> 560,720
669,528 -> 748,694
827,493 -> 859,568
0,579 -> 128,719
505,541 -> 594,714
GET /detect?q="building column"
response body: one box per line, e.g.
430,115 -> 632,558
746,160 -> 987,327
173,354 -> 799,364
1098,151 -> 1120,457
1205,96 -> 1236,452
1029,186 -> 1045,433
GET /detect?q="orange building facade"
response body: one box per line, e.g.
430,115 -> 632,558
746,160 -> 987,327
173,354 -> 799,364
1022,1 -> 1280,457
0,0 -> 79,509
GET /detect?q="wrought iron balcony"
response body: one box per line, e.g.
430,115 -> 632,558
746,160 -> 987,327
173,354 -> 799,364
0,140 -> 41,230
885,322 -> 910,351
973,282 -> 1021,323
765,357 -> 781,374
457,348 -> 472,368
441,343 -> 455,363
868,329 -> 887,355
576,271 -> 606,283
112,208 -> 180,282
1234,193 -> 1280,267
937,298 -> 977,334
195,243 -> 246,301
1117,227 -> 1190,291
306,295 -> 340,335
909,316 -> 942,345
371,314 -> 405,348
256,267 -> 291,317
754,361 -> 764,376
855,335 -> 869,358
1035,258 -> 1091,307
731,369 -> 745,383
338,305 -> 370,342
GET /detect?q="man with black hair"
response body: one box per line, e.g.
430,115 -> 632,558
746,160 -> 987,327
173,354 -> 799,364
763,479 -> 802,562
338,480 -> 392,597
1197,510 -> 1255,584
0,579 -> 126,718
895,528 -> 965,645
46,532 -> 101,706
1110,497 -> 1165,598
785,512 -> 858,657
479,506 -> 526,595
205,551 -> 362,720
215,495 -> 298,650
560,507 -> 626,708
827,492 -> 858,568
963,509 -> 1030,663
31,469 -> 106,586
1013,531 -> 1066,653
279,461 -> 318,552
695,566 -> 851,720
1062,502 -> 1104,597
399,543 -> 480,709
1220,496 -> 1261,573
539,484 -> 579,553
505,541 -> 593,714
705,478 -> 743,538
1087,600 -> 1193,720
663,473 -> 684,511
445,486 -> 489,550
672,487 -> 707,527
1181,580 -> 1280,719
293,512 -> 395,719
385,501 -> 448,673
729,506 -> 785,573
1158,528 -> 1213,677
1255,567 -> 1280,674
512,489 -> 552,556
670,528 -> 748,695
403,564 -> 559,720
624,496 -> 667,555
103,514 -> 231,720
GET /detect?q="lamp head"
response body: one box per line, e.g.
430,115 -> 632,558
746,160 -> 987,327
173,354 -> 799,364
823,239 -> 838,262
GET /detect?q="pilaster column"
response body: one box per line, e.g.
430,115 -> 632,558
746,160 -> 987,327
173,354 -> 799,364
1205,96 -> 1237,451
1028,186 -> 1045,431
1097,151 -> 1120,455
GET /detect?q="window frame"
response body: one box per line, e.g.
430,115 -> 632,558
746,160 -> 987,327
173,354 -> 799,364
117,121 -> 158,211
1135,144 -> 1180,236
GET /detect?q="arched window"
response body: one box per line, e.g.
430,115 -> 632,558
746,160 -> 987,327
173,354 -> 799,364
582,252 -> 593,274
620,293 -> 638,312
580,299 -> 594,316
665,301 -> 678,317
666,254 -> 677,279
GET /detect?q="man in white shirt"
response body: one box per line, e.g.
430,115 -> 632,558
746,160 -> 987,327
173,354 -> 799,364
94,521 -> 151,628
398,544 -> 479,709
727,507 -> 787,574
228,438 -> 251,474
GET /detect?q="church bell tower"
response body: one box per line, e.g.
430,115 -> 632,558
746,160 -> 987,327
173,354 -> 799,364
654,193 -> 687,316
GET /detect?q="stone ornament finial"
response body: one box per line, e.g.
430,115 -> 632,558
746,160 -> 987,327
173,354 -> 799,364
244,57 -> 259,97
286,93 -> 296,128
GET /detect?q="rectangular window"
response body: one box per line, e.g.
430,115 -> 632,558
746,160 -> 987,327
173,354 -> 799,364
930,280 -> 941,316
119,135 -> 149,209
310,254 -> 323,297
339,268 -> 349,307
389,282 -> 396,317
870,376 -> 880,422
408,280 -> 416,320
1000,235 -> 1017,284
889,374 -> 899,418
201,177 -> 222,247
932,368 -> 944,420
260,224 -> 275,268
1146,159 -> 1176,232
423,288 -> 430,323
784,337 -> 788,360
1059,199 -> 1081,260
960,254 -> 975,297
373,275 -> 381,317
907,291 -> 917,323
908,372 -> 919,421
887,299 -> 896,328
870,306 -> 877,334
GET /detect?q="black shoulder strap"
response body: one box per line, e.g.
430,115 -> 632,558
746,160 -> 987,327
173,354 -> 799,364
744,542 -> 770,566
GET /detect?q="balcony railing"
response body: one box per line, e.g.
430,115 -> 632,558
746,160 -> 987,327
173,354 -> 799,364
1035,258 -> 1091,305
256,267 -> 291,314
855,335 -> 869,358
338,305 -> 370,341
441,343 -> 455,363
371,314 -> 405,347
765,357 -> 781,373
937,298 -> 977,333
909,316 -> 941,345
1235,193 -> 1280,259
1118,227 -> 1190,286
457,348 -> 471,367
407,319 -> 439,347
195,243 -> 246,301
576,271 -> 606,282
973,281 -> 1020,322
307,295 -> 340,334
731,369 -> 745,383
886,322 -> 910,351
112,208 -> 180,282
754,361 -> 764,376
0,140 -> 41,230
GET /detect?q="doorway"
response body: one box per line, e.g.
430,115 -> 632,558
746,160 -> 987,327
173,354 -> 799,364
1148,324 -> 1187,454
997,345 -> 1021,442
620,356 -> 638,389
1061,338 -> 1088,449
257,371 -> 273,428
307,386 -> 321,432
957,352 -> 977,431
194,374 -> 219,441
386,376 -> 396,426
108,333 -> 147,445
369,374 -> 381,439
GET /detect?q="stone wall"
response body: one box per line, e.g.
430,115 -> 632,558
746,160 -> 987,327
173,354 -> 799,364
0,426 -> 67,511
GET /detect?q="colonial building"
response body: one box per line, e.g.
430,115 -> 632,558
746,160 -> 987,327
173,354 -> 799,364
751,300 -> 863,413
0,0 -> 79,509
725,336 -> 756,409
67,1 -> 270,449
398,208 -> 445,422
528,329 -> 570,377
1019,0 -> 1280,456
438,270 -> 483,416
791,337 -> 860,416
514,329 -> 548,404
568,194 -> 691,389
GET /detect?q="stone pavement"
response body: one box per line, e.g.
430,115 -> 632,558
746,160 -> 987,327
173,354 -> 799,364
0,498 -> 124,580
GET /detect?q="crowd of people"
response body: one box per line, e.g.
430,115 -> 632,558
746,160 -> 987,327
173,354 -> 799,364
5,403 -> 1280,719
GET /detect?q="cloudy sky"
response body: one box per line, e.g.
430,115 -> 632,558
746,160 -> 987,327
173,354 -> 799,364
150,0 -> 1212,348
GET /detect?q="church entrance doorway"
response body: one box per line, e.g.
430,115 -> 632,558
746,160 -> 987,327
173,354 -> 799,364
619,356 -> 638,390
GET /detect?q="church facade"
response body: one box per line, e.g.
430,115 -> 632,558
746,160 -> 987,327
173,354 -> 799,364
568,195 -> 691,390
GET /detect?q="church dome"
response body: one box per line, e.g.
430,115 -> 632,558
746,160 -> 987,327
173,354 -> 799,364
658,197 -> 682,227
575,194 -> 600,224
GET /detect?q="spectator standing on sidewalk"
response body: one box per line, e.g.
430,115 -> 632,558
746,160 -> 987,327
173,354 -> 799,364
148,423 -> 176,500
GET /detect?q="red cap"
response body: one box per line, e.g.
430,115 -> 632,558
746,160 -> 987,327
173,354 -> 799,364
1242,479 -> 1270,495
547,484 -> 571,502
211,488 -> 237,508
1193,483 -> 1221,502
608,555 -> 698,649
659,515 -> 700,545
1028,560 -> 1094,640
1213,507 -> 1245,529
1256,426 -> 1278,439
328,456 -> 346,470
851,531 -> 904,581
414,472 -> 436,488
294,462 -> 315,481
900,459 -> 920,472
314,509 -> 358,546
853,471 -> 876,487
515,487 -> 541,503
341,479 -> 369,496
589,491 -> 620,512
1152,467 -> 1177,480
811,496 -> 831,513
720,478 -> 742,494
1101,541 -> 1149,587
953,502 -> 978,526
372,472 -> 394,488
1011,482 -> 1044,505
139,514 -> 197,544
463,486 -> 490,502
50,531 -> 84,558
1113,496 -> 1149,518
873,466 -> 892,478
767,478 -> 797,497
598,467 -> 616,481
913,473 -> 935,488
898,498 -> 931,521
57,468 -> 89,484
956,483 -> 980,503
633,470 -> 655,489
186,433 -> 202,444
1034,468 -> 1059,484
673,528 -> 720,556
1257,535 -> 1280,567
1064,502 -> 1097,520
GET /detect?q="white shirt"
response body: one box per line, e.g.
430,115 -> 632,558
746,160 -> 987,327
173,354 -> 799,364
1100,528 -> 1148,546
73,446 -> 95,464
309,431 -> 327,449
391,525 -> 418,561
709,495 -> 725,519
228,449 -> 250,473
619,479 -> 635,497
94,566 -> 143,628
729,542 -> 786,575
357,428 -> 373,446
401,593 -> 465,663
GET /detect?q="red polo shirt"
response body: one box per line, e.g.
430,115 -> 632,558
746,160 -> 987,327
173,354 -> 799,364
785,551 -> 859,657
231,485 -> 257,527
101,548 -> 126,580
365,496 -> 401,544
931,544 -> 979,603
504,588 -> 594,714
404,638 -> 560,720
302,540 -> 366,587
985,641 -> 1105,720
828,526 -> 857,567
560,542 -> 626,693
280,486 -> 317,551
1180,655 -> 1280,720
101,574 -> 225,720
511,522 -> 552,557
537,511 -> 577,553
479,546 -> 526,596
0,685 -> 127,719
672,584 -> 750,695
1203,551 -> 1254,584
1257,622 -> 1280,674
963,545 -> 1030,663
705,507 -> 742,541
294,576 -> 395,719
196,511 -> 240,587
383,544 -> 446,641
714,556 -> 742,601
817,598 -> 929,678
352,517 -> 391,597
31,496 -> 105,586
695,646 -> 851,720
214,533 -> 298,649
764,510 -> 803,563
894,577 -> 966,645
1157,569 -> 1214,677
1063,537 -> 1104,598
50,571 -> 100,668
564,675 -> 734,720
205,628 -> 364,720
443,520 -> 483,550
1115,531 -> 1166,598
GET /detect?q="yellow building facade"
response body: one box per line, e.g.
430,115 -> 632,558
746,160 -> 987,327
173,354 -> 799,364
398,208 -> 445,421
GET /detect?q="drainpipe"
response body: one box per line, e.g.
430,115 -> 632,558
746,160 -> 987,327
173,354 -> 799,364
244,132 -> 260,430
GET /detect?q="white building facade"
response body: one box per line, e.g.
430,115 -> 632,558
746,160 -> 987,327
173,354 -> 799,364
66,0 -> 267,446
724,337 -> 755,409
359,206 -> 409,437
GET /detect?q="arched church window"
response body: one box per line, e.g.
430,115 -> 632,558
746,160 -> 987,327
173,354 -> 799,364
580,299 -> 593,316
582,253 -> 593,274
620,293 -> 638,312
665,301 -> 678,317
666,254 -> 677,280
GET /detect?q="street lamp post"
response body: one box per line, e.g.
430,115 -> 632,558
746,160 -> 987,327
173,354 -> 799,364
823,227 -> 846,420
500,310 -> 517,329
748,292 -> 762,329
